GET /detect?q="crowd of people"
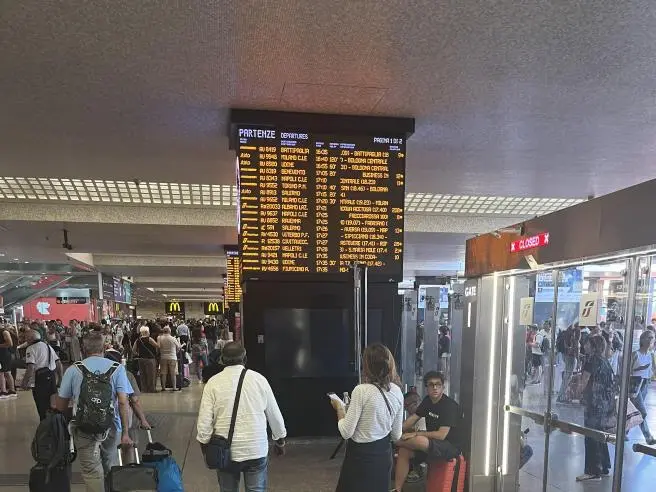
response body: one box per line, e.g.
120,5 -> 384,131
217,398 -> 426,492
522,318 -> 656,482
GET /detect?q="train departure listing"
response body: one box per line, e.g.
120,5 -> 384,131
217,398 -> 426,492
238,127 -> 406,279
224,249 -> 242,303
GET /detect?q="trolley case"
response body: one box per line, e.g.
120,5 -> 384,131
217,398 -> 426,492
426,455 -> 467,492
107,444 -> 158,492
28,464 -> 72,492
141,429 -> 184,492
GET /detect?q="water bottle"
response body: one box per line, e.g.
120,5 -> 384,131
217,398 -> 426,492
343,392 -> 350,406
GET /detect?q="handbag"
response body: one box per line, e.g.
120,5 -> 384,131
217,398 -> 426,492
626,398 -> 644,431
34,342 -> 56,389
203,368 -> 247,470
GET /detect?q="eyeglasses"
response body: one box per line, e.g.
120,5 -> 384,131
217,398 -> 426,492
426,382 -> 443,388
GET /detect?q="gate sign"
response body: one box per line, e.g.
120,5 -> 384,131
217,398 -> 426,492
519,297 -> 534,326
203,302 -> 223,315
510,232 -> 550,253
578,293 -> 598,326
165,301 -> 185,315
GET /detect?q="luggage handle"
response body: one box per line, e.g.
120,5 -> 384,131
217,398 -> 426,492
116,443 -> 140,466
139,425 -> 155,444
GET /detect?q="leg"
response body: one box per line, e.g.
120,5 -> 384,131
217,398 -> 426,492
169,360 -> 178,390
394,436 -> 429,490
0,372 -> 6,393
242,457 -> 268,492
32,383 -> 51,420
217,467 -> 241,492
100,426 -> 121,477
159,360 -> 168,391
4,370 -> 15,393
74,430 -> 105,492
583,436 -> 597,476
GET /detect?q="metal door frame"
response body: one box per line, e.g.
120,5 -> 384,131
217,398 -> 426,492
495,255 -> 650,492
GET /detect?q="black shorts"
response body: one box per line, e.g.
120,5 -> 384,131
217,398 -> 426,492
415,439 -> 459,463
0,351 -> 12,373
532,353 -> 543,367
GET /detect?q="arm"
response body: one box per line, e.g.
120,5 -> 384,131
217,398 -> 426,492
129,394 -> 151,429
151,337 -> 160,349
21,364 -> 35,390
578,371 -> 591,394
402,414 -> 421,433
196,383 -> 217,445
0,331 -> 11,348
263,379 -> 287,441
337,386 -> 363,440
55,360 -> 64,383
415,427 -> 451,441
117,392 -> 133,445
391,395 -> 404,442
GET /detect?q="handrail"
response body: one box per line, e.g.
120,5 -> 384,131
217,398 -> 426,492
504,405 -> 616,444
550,418 -> 616,444
633,443 -> 656,458
505,405 -> 545,425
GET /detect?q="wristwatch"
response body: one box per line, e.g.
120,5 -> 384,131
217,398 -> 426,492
275,438 -> 286,447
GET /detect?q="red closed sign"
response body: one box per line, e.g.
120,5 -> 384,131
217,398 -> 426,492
510,232 -> 550,253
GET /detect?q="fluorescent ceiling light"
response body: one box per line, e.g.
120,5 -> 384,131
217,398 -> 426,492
0,176 -> 585,218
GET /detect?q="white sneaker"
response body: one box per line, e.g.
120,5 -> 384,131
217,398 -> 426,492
0,393 -> 9,400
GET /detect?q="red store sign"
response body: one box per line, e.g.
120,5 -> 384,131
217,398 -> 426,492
510,232 -> 550,253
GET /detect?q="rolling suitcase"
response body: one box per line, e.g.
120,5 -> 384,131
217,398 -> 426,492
107,444 -> 158,492
141,429 -> 184,492
426,455 -> 466,492
28,464 -> 72,492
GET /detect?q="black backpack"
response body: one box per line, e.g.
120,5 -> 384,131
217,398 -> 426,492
31,411 -> 75,477
74,361 -> 119,434
556,330 -> 566,354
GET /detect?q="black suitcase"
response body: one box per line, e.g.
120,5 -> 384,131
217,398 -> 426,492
29,464 -> 72,492
107,444 -> 158,492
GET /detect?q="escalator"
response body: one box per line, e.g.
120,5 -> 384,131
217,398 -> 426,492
1,274 -> 74,312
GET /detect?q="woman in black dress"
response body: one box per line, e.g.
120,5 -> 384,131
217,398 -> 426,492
331,344 -> 404,492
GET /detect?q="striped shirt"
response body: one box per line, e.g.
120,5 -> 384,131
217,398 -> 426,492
196,365 -> 287,461
338,383 -> 404,443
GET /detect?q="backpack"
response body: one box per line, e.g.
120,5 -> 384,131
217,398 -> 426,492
556,330 -> 566,354
540,334 -> 551,355
74,361 -> 119,435
31,411 -> 75,477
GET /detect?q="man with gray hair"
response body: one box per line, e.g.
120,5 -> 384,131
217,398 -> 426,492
157,325 -> 181,391
197,342 -> 287,492
21,329 -> 63,420
55,332 -> 133,492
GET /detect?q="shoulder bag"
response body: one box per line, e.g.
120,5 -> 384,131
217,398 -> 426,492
204,368 -> 247,470
374,384 -> 392,416
34,342 -> 56,389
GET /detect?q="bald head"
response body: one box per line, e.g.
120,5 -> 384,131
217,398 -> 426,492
221,342 -> 246,366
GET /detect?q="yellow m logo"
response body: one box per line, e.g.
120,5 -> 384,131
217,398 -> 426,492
207,302 -> 220,313
169,302 -> 181,312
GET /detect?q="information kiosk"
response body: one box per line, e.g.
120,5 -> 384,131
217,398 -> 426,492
462,178 -> 656,492
230,110 -> 414,436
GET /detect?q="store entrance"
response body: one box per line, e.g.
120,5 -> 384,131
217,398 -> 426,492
496,257 -> 656,492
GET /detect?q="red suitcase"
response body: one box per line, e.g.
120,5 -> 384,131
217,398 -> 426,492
426,455 -> 466,492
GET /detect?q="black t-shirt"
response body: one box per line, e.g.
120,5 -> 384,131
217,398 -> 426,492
416,394 -> 461,447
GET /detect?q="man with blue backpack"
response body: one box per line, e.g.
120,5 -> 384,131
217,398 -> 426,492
55,331 -> 133,492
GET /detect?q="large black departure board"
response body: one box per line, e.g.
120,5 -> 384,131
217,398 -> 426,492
237,127 -> 406,280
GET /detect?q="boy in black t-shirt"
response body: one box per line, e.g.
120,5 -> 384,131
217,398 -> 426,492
392,371 -> 461,492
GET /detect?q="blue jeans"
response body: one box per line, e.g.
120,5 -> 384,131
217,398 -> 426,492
217,457 -> 268,492
630,378 -> 653,440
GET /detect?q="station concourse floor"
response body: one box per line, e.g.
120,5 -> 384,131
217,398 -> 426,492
0,380 -> 426,492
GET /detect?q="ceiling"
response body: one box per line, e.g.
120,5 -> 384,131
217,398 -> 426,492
2,1 -> 656,300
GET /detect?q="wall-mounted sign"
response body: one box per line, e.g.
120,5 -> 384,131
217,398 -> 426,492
56,297 -> 88,305
579,293 -> 599,327
510,232 -> 550,253
203,302 -> 223,315
519,297 -> 534,325
165,301 -> 185,315
224,246 -> 242,303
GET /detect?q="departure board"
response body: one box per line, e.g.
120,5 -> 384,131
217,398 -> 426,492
237,128 -> 405,280
224,248 -> 242,303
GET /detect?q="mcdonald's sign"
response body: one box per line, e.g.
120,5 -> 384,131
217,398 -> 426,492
203,302 -> 223,315
165,301 -> 185,315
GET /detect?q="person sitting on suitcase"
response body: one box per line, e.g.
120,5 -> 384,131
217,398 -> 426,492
55,331 -> 133,492
392,371 -> 461,492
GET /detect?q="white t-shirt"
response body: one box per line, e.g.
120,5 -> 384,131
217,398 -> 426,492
158,334 -> 181,360
25,342 -> 59,388
532,331 -> 545,355
632,350 -> 653,379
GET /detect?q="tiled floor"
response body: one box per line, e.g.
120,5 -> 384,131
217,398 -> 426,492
0,380 -> 425,492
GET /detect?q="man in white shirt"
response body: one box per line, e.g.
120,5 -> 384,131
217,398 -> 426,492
157,326 -> 181,391
21,330 -> 63,420
197,342 -> 287,492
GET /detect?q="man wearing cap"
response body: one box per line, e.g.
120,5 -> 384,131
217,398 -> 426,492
21,329 -> 63,420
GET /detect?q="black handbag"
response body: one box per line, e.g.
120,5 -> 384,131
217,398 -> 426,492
204,368 -> 247,470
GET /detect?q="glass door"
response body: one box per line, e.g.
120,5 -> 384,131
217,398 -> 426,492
499,259 -> 637,492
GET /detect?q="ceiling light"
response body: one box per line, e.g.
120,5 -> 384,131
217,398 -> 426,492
0,253 -> 5,256
24,261 -> 29,264
13,258 -> 19,261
